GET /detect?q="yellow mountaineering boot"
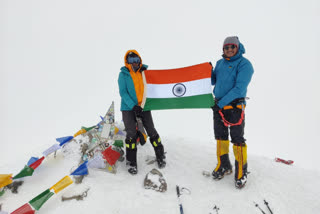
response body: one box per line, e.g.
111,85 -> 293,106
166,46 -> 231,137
233,143 -> 248,189
212,140 -> 233,180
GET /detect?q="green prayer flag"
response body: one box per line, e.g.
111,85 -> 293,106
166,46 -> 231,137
0,188 -> 5,197
113,140 -> 124,147
29,189 -> 54,210
81,125 -> 97,132
13,165 -> 34,179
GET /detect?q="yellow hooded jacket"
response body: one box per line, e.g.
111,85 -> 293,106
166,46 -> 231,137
124,50 -> 144,106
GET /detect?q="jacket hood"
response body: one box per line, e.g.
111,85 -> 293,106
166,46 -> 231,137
120,64 -> 148,75
223,42 -> 246,61
124,49 -> 143,72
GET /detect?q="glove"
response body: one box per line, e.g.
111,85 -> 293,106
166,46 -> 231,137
132,105 -> 143,118
140,66 -> 147,72
211,104 -> 221,112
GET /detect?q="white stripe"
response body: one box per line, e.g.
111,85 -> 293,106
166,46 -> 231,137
146,78 -> 212,98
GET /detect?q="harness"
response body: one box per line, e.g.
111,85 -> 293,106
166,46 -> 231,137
218,104 -> 245,127
217,98 -> 247,127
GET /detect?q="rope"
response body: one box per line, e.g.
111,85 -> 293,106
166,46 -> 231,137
218,105 -> 245,127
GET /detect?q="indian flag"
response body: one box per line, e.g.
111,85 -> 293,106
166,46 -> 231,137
141,62 -> 215,110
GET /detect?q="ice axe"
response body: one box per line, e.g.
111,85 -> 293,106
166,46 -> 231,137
176,185 -> 191,214
135,116 -> 147,145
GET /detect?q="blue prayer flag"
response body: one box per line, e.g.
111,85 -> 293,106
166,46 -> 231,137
71,161 -> 88,176
56,136 -> 73,146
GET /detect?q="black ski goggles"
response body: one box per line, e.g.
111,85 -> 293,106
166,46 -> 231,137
127,56 -> 141,64
223,44 -> 237,50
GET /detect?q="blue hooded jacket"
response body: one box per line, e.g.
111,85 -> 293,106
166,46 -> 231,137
118,64 -> 148,111
211,42 -> 254,108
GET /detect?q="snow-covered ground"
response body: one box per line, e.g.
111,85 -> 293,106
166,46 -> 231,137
1,136 -> 320,213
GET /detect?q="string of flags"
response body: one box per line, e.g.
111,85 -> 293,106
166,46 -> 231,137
10,160 -> 89,214
10,146 -> 124,213
11,175 -> 75,213
0,102 -> 127,213
0,127 -> 94,191
0,127 -> 94,189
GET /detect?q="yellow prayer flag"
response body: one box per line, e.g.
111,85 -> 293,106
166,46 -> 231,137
0,174 -> 13,188
50,176 -> 73,194
73,129 -> 87,137
114,126 -> 119,134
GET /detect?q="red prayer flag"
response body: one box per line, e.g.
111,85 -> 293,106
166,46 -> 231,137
29,156 -> 45,170
102,147 -> 120,166
11,203 -> 35,214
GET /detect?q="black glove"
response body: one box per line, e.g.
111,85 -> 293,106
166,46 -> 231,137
140,66 -> 147,72
211,104 -> 221,112
132,105 -> 143,118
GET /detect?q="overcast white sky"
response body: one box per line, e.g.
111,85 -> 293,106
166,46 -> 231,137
1,0 -> 320,171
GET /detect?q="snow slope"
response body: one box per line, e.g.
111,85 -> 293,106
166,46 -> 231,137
1,136 -> 319,214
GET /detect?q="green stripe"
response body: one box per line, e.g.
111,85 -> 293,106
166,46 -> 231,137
143,94 -> 215,110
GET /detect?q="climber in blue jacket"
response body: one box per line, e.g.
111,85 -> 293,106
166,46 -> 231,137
211,36 -> 254,189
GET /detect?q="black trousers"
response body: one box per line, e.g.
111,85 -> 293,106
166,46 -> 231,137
122,110 -> 158,139
213,108 -> 245,144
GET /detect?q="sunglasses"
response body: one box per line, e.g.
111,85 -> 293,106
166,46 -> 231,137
127,56 -> 141,64
224,44 -> 237,50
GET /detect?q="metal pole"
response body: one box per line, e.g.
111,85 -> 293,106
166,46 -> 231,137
264,200 -> 273,214
176,185 -> 184,214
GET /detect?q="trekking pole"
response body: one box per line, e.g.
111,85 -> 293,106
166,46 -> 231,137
254,202 -> 266,214
176,185 -> 184,214
264,200 -> 273,214
176,185 -> 191,214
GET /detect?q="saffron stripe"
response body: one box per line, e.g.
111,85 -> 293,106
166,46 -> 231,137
144,62 -> 212,84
